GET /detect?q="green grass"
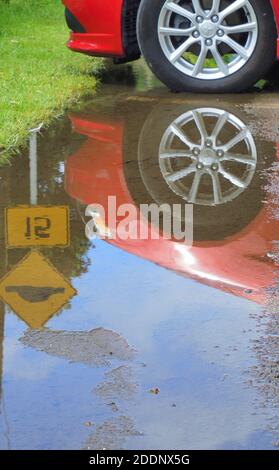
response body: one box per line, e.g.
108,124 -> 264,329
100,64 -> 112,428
0,0 -> 103,163
183,51 -> 235,68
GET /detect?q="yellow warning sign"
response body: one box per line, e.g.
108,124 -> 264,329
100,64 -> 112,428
5,206 -> 70,248
0,251 -> 76,329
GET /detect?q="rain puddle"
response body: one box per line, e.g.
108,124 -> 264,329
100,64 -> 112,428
0,61 -> 279,450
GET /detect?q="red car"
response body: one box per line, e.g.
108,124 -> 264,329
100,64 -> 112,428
63,0 -> 279,93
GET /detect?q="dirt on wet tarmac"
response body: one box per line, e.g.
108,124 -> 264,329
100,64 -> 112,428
0,61 -> 279,450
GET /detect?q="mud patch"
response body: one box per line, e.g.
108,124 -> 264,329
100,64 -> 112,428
243,103 -> 279,142
20,328 -> 136,366
94,365 -> 137,401
85,415 -> 141,450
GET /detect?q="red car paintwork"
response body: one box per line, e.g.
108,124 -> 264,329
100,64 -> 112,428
62,0 -> 124,57
272,0 -> 279,55
65,112 -> 279,305
63,0 -> 279,59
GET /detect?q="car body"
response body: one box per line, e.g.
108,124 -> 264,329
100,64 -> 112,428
63,0 -> 279,60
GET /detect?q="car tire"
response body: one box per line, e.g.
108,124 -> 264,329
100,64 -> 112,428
137,0 -> 277,93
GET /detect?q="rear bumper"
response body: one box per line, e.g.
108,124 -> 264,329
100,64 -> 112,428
64,0 -> 140,60
67,32 -> 124,57
63,0 -> 125,57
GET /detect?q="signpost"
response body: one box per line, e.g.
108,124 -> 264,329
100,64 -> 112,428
0,125 -> 76,438
1,126 -> 75,329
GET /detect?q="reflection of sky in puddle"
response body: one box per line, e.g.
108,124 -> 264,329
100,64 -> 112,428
0,240 -> 274,450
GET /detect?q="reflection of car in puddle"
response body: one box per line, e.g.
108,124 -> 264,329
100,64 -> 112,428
5,286 -> 65,303
65,97 -> 278,304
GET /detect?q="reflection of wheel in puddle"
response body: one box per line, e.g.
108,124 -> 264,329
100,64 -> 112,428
132,103 -> 267,241
159,108 -> 257,206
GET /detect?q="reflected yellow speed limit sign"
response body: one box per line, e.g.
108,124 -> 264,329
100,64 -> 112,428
5,206 -> 70,248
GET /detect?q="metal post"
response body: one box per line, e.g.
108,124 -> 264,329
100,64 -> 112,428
29,123 -> 43,206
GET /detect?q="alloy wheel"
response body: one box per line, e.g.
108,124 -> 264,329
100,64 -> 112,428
158,0 -> 258,79
159,108 -> 257,205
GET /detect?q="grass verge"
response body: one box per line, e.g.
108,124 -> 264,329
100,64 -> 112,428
0,0 -> 103,163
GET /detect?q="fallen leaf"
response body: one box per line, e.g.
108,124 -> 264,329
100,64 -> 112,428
149,388 -> 160,395
84,421 -> 93,427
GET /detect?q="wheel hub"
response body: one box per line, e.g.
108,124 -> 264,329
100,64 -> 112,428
199,20 -> 218,39
199,148 -> 217,166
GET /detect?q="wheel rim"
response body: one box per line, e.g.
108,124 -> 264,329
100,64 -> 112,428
159,108 -> 257,205
158,0 -> 258,80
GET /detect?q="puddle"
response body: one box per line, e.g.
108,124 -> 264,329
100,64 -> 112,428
0,62 -> 279,450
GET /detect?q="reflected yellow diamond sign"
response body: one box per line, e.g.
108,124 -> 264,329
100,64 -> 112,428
0,251 -> 77,329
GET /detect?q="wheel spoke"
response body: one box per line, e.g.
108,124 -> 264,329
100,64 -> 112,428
211,111 -> 229,144
210,171 -> 223,205
188,170 -> 203,203
219,167 -> 246,188
170,123 -> 195,148
192,110 -> 208,145
210,46 -> 229,76
165,2 -> 196,22
223,22 -> 257,35
167,163 -> 196,182
160,150 -> 194,159
219,0 -> 247,21
220,153 -> 256,166
191,0 -> 204,16
159,26 -> 196,36
210,0 -> 221,15
192,43 -> 208,77
223,128 -> 248,151
220,35 -> 249,59
170,36 -> 199,63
